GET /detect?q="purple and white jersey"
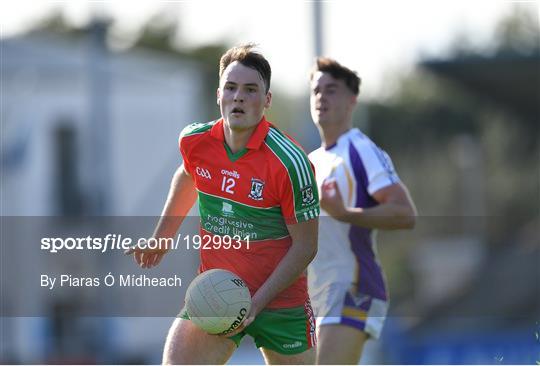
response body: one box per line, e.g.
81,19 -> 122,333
308,128 -> 399,301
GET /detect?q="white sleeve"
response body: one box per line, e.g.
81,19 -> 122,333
350,139 -> 400,196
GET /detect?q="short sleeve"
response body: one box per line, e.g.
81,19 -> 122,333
367,147 -> 399,194
179,122 -> 214,176
178,132 -> 194,176
279,155 -> 320,225
349,138 -> 400,196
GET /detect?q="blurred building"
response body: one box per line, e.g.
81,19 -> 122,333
2,23 -> 204,217
1,25 -> 205,363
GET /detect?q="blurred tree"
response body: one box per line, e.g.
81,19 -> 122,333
129,13 -> 228,121
359,5 -> 539,248
26,11 -> 306,132
180,44 -> 228,121
133,11 -> 178,53
30,10 -> 88,39
493,4 -> 540,55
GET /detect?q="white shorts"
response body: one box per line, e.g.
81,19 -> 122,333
310,282 -> 388,339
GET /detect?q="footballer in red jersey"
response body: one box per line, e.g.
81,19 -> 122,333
127,44 -> 319,364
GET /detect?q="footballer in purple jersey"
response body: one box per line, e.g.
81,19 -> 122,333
308,58 -> 417,365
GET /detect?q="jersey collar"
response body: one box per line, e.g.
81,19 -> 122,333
325,128 -> 357,150
210,116 -> 270,150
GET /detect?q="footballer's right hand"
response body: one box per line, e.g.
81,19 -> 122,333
320,178 -> 347,220
124,238 -> 169,269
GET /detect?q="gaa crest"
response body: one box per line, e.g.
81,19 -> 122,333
248,178 -> 265,201
301,186 -> 315,206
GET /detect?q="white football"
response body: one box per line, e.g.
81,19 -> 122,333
185,269 -> 252,335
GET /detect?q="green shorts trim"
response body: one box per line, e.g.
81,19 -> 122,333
179,299 -> 316,355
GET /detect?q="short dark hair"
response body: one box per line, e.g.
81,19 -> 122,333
310,57 -> 361,95
219,43 -> 271,93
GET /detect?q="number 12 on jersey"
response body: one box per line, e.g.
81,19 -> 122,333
221,176 -> 235,194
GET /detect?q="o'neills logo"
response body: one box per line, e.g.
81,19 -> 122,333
221,307 -> 247,335
221,169 -> 240,179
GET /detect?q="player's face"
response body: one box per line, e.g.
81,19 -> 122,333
217,61 -> 271,132
310,71 -> 356,128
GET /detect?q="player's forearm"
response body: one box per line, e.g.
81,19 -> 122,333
153,165 -> 197,240
340,203 -> 416,230
251,223 -> 318,313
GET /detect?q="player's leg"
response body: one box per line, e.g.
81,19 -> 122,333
261,347 -> 316,364
162,318 -> 236,364
316,324 -> 368,364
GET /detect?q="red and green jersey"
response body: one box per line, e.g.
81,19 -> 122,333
179,117 -> 319,308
